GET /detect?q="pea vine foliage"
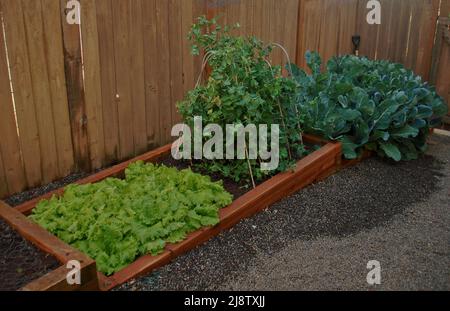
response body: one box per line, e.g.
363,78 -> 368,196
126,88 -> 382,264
177,17 -> 305,185
288,52 -> 448,161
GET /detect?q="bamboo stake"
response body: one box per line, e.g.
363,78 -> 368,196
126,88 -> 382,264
244,141 -> 256,189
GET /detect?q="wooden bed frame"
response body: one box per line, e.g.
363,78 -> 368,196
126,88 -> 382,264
0,135 -> 345,291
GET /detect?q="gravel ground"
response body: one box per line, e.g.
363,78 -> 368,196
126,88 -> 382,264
118,134 -> 450,291
0,220 -> 60,291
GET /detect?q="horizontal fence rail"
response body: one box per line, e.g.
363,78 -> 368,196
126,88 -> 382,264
0,0 -> 448,198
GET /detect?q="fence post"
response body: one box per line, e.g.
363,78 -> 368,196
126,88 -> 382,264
60,0 -> 91,172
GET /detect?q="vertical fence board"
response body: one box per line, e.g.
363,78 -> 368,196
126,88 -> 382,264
245,0 -> 255,35
337,0 -> 359,55
129,0 -> 148,155
1,0 -> 42,188
442,0 -> 450,16
239,0 -> 248,33
155,0 -> 172,144
318,0 -> 340,66
181,0 -> 206,116
112,0 -> 134,160
22,0 -> 59,183
413,0 -> 440,80
0,11 -> 26,194
169,0 -> 184,125
393,1 -> 411,63
252,0 -> 263,40
269,1 -> 282,66
42,0 -> 74,177
382,0 -> 402,60
60,0 -> 91,172
356,0 -> 380,59
193,0 -> 206,87
260,0 -> 272,52
95,0 -> 120,165
435,42 -> 450,106
283,0 -> 300,67
404,2 -> 422,70
143,0 -> 161,149
431,16 -> 450,113
80,0 -> 105,169
41,0 -> 74,177
297,0 -> 323,68
181,0 -> 195,97
0,28 -> 10,197
0,150 -> 8,196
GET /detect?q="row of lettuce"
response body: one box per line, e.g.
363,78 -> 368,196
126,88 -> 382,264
31,162 -> 233,275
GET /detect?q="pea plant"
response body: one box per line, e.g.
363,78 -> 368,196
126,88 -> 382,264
178,17 -> 305,186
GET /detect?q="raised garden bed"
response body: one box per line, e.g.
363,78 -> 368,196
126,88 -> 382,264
0,219 -> 59,291
0,202 -> 98,291
0,135 -> 344,291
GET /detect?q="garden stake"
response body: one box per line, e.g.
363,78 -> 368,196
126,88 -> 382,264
244,141 -> 256,189
271,42 -> 305,146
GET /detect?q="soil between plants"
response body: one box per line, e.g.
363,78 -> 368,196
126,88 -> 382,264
159,143 -> 319,199
0,219 -> 60,291
117,135 -> 450,291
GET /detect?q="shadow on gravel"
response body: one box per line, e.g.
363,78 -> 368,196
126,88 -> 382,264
276,155 -> 444,239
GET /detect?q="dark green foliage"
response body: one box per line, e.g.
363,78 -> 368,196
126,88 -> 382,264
178,17 -> 305,183
289,52 -> 448,161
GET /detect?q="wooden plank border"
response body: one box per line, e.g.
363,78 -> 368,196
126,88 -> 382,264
4,136 -> 343,291
0,201 -> 98,291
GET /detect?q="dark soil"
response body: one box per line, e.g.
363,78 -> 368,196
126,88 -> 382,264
5,172 -> 90,207
0,219 -> 60,291
158,143 -> 319,200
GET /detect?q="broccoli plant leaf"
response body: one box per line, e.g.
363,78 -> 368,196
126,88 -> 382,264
289,53 -> 447,162
380,143 -> 402,161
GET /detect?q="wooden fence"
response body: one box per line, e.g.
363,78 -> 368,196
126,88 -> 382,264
297,0 -> 441,80
431,16 -> 450,115
0,0 -> 448,198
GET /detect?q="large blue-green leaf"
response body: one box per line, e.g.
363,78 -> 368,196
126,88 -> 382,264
371,130 -> 390,141
380,142 -> 402,161
340,136 -> 359,159
290,53 -> 446,162
431,98 -> 448,116
391,125 -> 419,138
416,105 -> 433,119
339,108 -> 361,121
